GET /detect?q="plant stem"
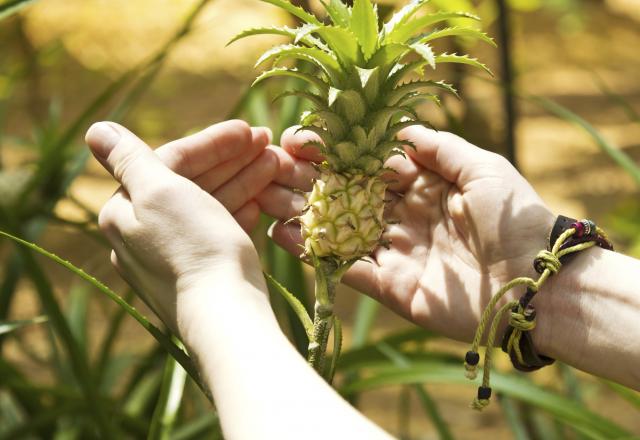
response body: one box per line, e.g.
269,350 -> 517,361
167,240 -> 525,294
308,258 -> 339,375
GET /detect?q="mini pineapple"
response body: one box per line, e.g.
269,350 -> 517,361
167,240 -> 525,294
231,0 -> 493,376
232,0 -> 493,263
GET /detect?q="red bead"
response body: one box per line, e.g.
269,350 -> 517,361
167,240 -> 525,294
572,221 -> 584,238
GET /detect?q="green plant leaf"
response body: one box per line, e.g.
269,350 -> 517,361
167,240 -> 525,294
0,0 -> 36,20
264,273 -> 314,341
148,348 -> 188,440
377,343 -> 454,440
227,25 -> 324,49
387,11 -> 480,44
0,230 -> 208,400
0,316 -> 47,336
351,0 -> 379,61
341,363 -> 631,439
171,414 -> 221,440
260,0 -> 322,25
387,80 -> 459,105
320,0 -> 351,27
255,44 -> 342,85
409,43 -> 436,69
529,96 -> 640,188
435,53 -> 493,76
330,88 -> 367,125
314,26 -> 361,68
253,67 -> 330,96
351,296 -> 379,348
603,381 -> 640,409
383,0 -> 431,39
325,316 -> 342,383
66,284 -> 90,353
418,26 -> 496,47
274,90 -> 327,109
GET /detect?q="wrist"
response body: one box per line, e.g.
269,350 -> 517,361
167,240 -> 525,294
176,268 -> 274,346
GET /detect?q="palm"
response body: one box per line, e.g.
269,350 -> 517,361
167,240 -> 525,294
266,127 -> 553,342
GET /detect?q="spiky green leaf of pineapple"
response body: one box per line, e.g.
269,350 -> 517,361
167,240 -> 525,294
231,0 -> 494,261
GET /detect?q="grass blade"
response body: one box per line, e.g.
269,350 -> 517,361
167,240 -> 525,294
376,343 -> 454,440
499,396 -> 532,440
603,381 -> 640,409
341,362 -> 630,439
148,349 -> 188,440
0,316 -> 47,336
0,0 -> 36,20
0,230 -> 209,400
351,296 -> 379,348
529,95 -> 640,187
264,272 -> 313,340
325,316 -> 342,384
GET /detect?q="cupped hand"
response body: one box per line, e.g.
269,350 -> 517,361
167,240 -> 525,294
86,120 -> 276,333
260,126 -> 555,342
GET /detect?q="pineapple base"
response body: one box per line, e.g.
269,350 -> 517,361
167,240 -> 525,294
300,170 -> 387,260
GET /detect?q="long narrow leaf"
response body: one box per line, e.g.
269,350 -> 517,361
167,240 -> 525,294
325,316 -> 342,384
0,230 -> 209,400
530,96 -> 640,188
377,343 -> 453,440
0,316 -> 47,336
0,0 -> 36,20
264,272 -> 313,340
341,363 -> 630,439
148,351 -> 188,440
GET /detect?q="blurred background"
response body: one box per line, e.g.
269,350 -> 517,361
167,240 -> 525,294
1,0 -> 639,438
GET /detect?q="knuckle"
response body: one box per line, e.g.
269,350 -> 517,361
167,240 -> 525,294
138,179 -> 182,207
98,203 -> 119,235
230,119 -> 252,144
113,148 -> 145,183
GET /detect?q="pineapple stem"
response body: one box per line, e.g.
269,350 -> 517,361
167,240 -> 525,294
308,258 -> 338,375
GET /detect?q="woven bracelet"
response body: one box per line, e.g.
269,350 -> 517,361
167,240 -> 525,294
463,215 -> 613,410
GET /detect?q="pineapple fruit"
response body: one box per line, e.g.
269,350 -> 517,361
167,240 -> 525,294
231,0 -> 493,375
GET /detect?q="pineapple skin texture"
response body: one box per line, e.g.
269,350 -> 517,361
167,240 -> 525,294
301,170 -> 387,259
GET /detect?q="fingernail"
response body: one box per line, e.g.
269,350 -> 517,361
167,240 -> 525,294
86,122 -> 121,159
267,221 -> 278,239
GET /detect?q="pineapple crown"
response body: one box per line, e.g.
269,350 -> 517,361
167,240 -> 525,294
230,0 -> 495,176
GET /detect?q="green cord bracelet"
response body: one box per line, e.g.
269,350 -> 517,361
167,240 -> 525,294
463,216 -> 613,410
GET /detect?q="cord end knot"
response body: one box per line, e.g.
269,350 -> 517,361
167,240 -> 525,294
471,387 -> 492,410
464,351 -> 480,379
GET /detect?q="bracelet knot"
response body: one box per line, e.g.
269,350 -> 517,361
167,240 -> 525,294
509,305 -> 536,332
533,250 -> 561,274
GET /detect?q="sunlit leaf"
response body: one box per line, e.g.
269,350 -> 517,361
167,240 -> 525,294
0,316 -> 47,336
351,0 -> 379,61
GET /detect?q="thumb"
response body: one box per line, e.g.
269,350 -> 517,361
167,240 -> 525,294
86,122 -> 172,196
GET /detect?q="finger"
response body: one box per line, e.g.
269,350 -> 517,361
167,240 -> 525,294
399,126 -> 490,184
255,184 -> 307,220
155,120 -> 262,179
234,200 -> 261,233
98,188 -> 138,239
194,128 -> 272,193
212,148 -> 279,213
270,146 -> 317,191
382,154 -> 420,193
280,126 -> 325,162
268,221 -> 381,297
86,122 -> 174,197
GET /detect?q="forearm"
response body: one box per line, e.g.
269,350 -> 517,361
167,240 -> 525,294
534,247 -> 640,390
177,274 -> 392,440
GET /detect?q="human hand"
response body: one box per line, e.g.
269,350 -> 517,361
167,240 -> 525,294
86,120 -> 276,334
260,126 -> 555,342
